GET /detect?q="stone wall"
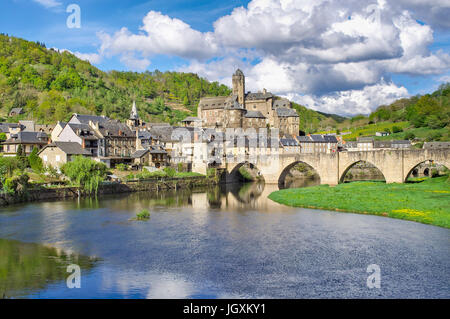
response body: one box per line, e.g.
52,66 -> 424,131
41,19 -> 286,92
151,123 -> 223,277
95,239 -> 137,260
0,176 -> 217,207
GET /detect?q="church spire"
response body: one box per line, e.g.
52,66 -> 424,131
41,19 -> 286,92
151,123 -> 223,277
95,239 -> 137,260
130,100 -> 139,120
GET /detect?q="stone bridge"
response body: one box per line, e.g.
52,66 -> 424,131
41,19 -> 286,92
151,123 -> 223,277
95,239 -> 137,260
215,148 -> 450,185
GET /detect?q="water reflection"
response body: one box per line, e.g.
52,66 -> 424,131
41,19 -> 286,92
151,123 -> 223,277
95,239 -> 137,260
0,239 -> 99,298
0,181 -> 448,299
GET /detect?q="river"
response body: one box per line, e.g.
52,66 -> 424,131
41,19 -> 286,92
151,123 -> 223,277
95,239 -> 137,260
0,182 -> 448,298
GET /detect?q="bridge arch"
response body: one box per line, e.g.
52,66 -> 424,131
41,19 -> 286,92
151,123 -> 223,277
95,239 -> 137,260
339,160 -> 386,183
278,160 -> 322,188
228,161 -> 264,182
404,159 -> 449,181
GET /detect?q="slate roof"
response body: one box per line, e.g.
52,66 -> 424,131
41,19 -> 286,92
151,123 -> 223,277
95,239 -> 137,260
131,149 -> 149,158
97,120 -> 135,137
198,96 -> 229,110
244,111 -> 266,118
273,99 -> 290,108
3,131 -> 48,144
67,123 -> 100,140
234,69 -> 244,76
0,123 -> 22,132
131,146 -> 167,158
310,135 -> 326,142
9,107 -> 24,115
323,135 -> 338,143
149,145 -> 167,154
71,114 -> 109,124
245,92 -> 273,100
280,138 -> 299,146
374,141 -> 392,148
137,130 -> 153,140
39,142 -> 91,155
296,136 -> 313,142
391,140 -> 411,145
276,107 -> 298,117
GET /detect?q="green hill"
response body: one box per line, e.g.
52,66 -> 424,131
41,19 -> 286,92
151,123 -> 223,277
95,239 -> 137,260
1,33 -> 447,141
0,34 -> 345,130
0,34 -> 232,124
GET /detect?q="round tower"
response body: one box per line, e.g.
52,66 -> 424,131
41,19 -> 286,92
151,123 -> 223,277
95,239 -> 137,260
232,69 -> 245,107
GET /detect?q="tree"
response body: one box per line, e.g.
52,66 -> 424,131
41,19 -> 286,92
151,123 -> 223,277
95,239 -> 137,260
16,144 -> 28,170
28,147 -> 43,172
61,156 -> 108,194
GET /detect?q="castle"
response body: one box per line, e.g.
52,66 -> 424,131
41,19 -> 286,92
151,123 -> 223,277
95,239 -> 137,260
197,70 -> 299,136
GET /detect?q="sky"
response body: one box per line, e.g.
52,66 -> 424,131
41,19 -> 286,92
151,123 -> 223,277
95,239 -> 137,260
1,0 -> 450,116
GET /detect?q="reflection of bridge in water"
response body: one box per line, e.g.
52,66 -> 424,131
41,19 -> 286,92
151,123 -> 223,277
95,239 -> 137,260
191,182 -> 294,213
213,149 -> 450,185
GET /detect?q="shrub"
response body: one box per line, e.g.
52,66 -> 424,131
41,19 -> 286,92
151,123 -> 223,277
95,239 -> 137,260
163,167 -> 176,178
404,132 -> 415,140
426,132 -> 442,142
207,168 -> 216,178
116,163 -> 127,171
136,209 -> 150,220
392,126 -> 403,133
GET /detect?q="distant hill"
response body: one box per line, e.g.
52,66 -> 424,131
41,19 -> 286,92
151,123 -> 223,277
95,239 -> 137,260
319,83 -> 450,142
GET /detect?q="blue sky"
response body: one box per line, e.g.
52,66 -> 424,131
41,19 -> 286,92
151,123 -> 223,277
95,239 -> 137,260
1,0 -> 449,115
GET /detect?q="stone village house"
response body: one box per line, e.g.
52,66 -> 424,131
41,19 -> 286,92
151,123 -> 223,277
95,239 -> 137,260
38,141 -> 91,168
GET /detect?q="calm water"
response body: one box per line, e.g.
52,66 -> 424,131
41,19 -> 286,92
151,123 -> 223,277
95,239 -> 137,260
0,182 -> 449,299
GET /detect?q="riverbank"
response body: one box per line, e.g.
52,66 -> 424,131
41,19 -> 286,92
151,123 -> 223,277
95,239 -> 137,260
268,176 -> 450,228
0,175 -> 218,207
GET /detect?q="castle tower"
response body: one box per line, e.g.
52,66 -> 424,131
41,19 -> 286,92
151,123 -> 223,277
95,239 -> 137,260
232,69 -> 245,106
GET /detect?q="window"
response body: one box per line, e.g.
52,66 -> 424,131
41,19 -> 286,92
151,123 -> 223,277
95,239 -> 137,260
56,155 -> 61,162
43,155 -> 48,162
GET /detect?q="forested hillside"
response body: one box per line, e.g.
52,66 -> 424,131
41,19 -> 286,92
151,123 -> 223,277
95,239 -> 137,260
0,34 -> 231,124
1,34 -> 448,139
0,34 -> 345,131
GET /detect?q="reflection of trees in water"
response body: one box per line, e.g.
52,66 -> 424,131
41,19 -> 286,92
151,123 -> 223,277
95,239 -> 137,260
0,239 -> 98,298
207,187 -> 222,209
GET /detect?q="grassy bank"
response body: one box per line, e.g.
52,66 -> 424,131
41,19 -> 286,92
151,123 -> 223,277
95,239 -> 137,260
268,176 -> 450,228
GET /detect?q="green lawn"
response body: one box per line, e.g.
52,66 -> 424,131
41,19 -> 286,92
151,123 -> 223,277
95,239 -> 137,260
268,176 -> 450,228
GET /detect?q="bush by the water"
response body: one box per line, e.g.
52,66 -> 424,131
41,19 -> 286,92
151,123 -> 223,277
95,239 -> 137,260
136,209 -> 150,220
61,156 -> 108,194
126,168 -> 202,180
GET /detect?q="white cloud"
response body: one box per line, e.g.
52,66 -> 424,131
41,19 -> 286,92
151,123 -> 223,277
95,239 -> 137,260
95,0 -> 450,115
73,52 -> 103,64
119,54 -> 151,71
438,75 -> 450,83
287,81 -> 409,116
32,0 -> 62,8
99,11 -> 218,61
